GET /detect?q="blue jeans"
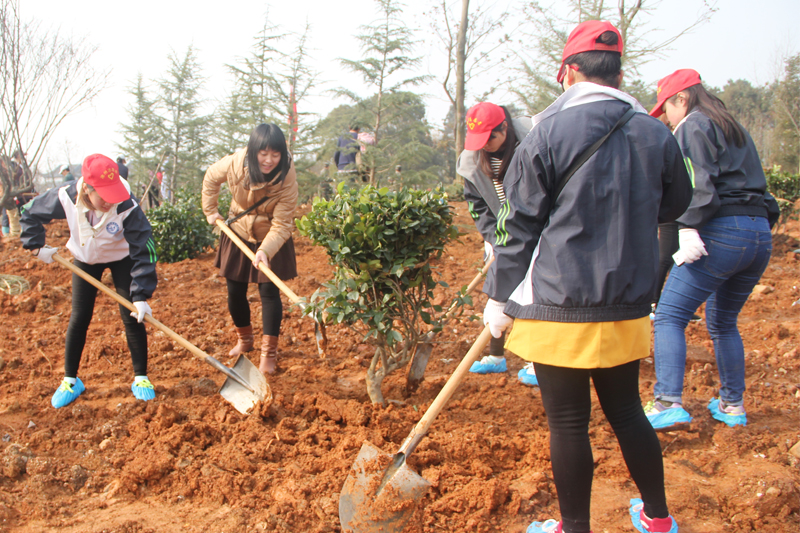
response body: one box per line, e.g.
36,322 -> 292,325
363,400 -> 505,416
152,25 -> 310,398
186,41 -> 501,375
653,216 -> 772,406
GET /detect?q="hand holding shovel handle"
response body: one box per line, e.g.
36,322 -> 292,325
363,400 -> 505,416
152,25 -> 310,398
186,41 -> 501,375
215,219 -> 327,357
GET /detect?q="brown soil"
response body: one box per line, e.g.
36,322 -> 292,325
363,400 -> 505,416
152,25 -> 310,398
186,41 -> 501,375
0,202 -> 798,533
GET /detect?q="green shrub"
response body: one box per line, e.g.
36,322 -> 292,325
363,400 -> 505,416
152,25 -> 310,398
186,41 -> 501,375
297,184 -> 466,404
443,182 -> 465,201
765,166 -> 800,231
147,189 -> 215,263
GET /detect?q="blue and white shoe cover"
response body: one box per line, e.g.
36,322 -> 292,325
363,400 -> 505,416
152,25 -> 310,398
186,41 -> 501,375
52,378 -> 85,408
469,356 -> 507,374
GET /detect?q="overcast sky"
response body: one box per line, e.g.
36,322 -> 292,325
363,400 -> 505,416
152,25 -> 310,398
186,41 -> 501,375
28,0 -> 800,170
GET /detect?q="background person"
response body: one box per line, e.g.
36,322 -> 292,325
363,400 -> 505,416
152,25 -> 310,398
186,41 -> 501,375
202,124 -> 298,375
482,21 -> 691,533
456,101 -> 537,385
20,154 -> 158,408
117,156 -> 129,180
333,124 -> 360,185
61,164 -> 75,183
645,69 -> 780,431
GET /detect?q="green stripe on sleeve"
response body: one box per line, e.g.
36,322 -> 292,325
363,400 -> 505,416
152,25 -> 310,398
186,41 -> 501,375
494,201 -> 510,246
146,238 -> 158,263
467,201 -> 479,220
684,157 -> 696,188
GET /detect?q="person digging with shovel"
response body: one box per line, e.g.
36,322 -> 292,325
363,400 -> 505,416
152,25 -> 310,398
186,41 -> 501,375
20,154 -> 158,408
202,124 -> 298,376
457,101 -> 538,386
483,21 -> 692,533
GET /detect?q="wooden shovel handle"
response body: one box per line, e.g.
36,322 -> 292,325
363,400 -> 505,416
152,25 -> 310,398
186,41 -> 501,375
215,219 -> 303,306
441,255 -> 494,321
398,325 -> 494,456
53,254 -> 212,363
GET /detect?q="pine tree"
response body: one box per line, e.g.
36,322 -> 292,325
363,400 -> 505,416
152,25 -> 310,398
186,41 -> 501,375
117,75 -> 164,195
158,46 -> 210,193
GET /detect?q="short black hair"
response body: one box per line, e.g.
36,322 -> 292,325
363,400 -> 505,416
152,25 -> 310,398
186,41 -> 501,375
247,124 -> 290,185
349,124 -> 361,132
563,31 -> 622,88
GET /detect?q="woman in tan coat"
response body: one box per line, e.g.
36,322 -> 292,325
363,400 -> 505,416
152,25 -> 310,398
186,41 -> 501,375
202,124 -> 298,375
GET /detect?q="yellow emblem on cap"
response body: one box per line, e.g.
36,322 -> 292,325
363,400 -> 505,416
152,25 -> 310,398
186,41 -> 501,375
657,85 -> 662,95
466,117 -> 482,131
100,168 -> 116,180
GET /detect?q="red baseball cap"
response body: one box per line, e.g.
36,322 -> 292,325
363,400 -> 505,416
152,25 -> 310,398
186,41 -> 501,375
82,154 -> 130,204
649,69 -> 702,117
465,102 -> 506,151
557,20 -> 624,83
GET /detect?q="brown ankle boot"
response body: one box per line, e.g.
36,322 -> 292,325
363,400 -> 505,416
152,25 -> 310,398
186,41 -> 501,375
259,335 -> 278,375
229,325 -> 255,357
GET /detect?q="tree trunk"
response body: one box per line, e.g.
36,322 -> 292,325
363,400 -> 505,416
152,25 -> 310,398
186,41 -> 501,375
366,346 -> 387,405
454,0 -> 469,185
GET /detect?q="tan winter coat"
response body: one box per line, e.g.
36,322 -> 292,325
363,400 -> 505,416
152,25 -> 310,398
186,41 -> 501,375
202,148 -> 298,259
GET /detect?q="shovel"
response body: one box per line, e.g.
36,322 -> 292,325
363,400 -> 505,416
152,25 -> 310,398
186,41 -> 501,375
339,325 -> 494,533
406,256 -> 494,392
215,219 -> 327,357
52,254 -> 270,415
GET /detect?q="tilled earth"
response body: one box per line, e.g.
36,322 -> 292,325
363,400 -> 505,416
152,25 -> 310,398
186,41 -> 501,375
0,202 -> 798,532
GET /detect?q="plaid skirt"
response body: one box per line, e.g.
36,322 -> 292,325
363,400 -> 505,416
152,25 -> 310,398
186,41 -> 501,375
215,231 -> 297,283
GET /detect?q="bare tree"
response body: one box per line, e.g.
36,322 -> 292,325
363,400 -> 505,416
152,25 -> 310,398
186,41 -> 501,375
0,0 -> 105,208
429,0 -> 511,177
513,0 -> 717,113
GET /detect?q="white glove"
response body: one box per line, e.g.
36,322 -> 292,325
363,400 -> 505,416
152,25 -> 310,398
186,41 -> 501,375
483,241 -> 494,262
253,249 -> 269,270
483,299 -> 512,338
33,245 -> 59,264
672,228 -> 708,266
131,301 -> 152,323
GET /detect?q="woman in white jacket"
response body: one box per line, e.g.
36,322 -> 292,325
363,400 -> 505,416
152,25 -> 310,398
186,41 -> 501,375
21,154 -> 158,408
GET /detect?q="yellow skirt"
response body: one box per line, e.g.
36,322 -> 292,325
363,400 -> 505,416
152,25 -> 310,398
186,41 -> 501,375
505,317 -> 651,369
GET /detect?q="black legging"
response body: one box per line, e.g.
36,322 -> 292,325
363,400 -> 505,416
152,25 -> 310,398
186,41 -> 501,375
654,222 -> 679,305
65,257 -> 148,378
534,360 -> 669,533
489,331 -> 506,356
226,279 -> 282,336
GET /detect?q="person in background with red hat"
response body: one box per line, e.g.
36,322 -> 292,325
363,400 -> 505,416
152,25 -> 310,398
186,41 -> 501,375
644,69 -> 779,432
20,154 -> 158,408
481,20 -> 692,533
456,101 -> 538,385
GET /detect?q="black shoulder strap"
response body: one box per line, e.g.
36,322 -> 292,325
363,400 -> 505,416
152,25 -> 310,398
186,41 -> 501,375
550,106 -> 636,210
225,194 -> 270,226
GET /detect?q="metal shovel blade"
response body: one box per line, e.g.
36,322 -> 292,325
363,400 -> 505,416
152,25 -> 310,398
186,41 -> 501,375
218,354 -> 271,415
339,441 -> 431,533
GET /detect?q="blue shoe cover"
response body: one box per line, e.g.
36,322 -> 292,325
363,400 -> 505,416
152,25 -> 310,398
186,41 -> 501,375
517,367 -> 539,387
707,398 -> 746,427
132,378 -> 156,401
469,358 -> 507,374
630,498 -> 678,533
645,405 -> 692,431
526,519 -> 561,533
51,378 -> 85,408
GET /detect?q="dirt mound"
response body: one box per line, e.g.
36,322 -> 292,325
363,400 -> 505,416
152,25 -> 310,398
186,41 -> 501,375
0,203 -> 798,532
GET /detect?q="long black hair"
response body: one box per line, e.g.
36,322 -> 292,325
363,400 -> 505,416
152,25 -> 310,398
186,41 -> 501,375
247,124 -> 291,185
670,85 -> 746,148
478,105 -> 518,182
